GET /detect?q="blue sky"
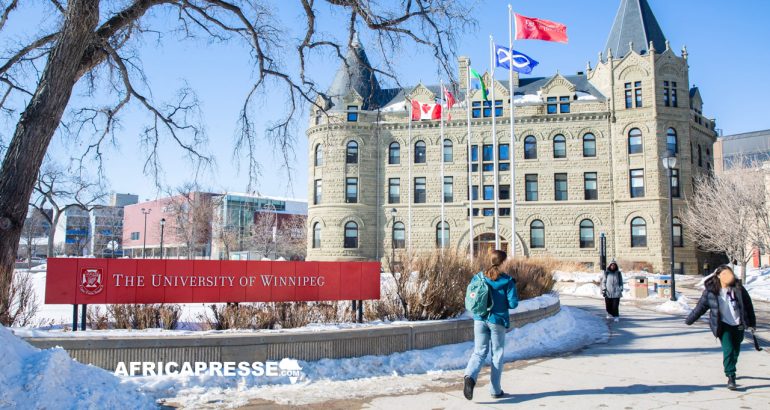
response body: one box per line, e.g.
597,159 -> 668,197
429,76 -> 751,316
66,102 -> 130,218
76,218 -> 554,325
5,1 -> 770,203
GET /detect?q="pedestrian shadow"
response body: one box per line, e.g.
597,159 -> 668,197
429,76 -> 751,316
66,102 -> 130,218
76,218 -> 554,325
477,383 -> 770,405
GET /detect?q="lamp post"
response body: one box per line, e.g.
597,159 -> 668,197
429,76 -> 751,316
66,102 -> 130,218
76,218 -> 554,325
160,218 -> 166,259
662,155 -> 677,301
390,208 -> 397,264
141,208 -> 151,258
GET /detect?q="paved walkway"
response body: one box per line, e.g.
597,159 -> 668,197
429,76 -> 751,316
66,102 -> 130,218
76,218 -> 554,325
364,295 -> 770,409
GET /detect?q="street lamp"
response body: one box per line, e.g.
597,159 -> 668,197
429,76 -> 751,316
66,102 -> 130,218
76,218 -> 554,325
662,155 -> 678,301
160,218 -> 166,259
141,208 -> 151,258
390,208 -> 397,263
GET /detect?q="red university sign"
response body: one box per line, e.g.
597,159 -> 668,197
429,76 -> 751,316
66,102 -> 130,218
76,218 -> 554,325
45,258 -> 381,304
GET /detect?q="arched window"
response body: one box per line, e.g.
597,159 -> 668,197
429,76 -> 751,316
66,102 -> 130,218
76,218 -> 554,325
673,217 -> 683,247
530,220 -> 545,249
443,139 -> 453,162
666,128 -> 678,155
389,142 -> 400,165
553,135 -> 566,159
314,144 -> 324,166
631,217 -> 647,247
414,141 -> 427,163
346,141 -> 358,164
436,221 -> 450,248
583,133 -> 596,157
524,136 -> 537,159
392,222 -> 405,249
580,219 -> 595,248
628,128 -> 643,154
312,223 -> 321,248
344,221 -> 358,248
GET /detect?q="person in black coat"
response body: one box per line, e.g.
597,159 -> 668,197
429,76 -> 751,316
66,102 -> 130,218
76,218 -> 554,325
685,265 -> 757,390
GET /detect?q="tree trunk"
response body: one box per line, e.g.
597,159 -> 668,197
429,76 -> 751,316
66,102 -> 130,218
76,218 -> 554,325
0,0 -> 99,325
47,210 -> 61,258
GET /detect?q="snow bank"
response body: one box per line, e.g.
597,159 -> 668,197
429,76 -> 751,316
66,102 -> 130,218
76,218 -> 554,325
654,295 -> 693,315
131,305 -> 607,407
0,325 -> 155,409
743,267 -> 770,302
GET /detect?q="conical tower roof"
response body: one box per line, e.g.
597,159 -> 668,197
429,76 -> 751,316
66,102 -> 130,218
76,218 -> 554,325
327,32 -> 381,110
605,0 -> 667,58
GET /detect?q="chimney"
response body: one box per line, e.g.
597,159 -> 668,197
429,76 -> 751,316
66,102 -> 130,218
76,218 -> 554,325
458,56 -> 470,92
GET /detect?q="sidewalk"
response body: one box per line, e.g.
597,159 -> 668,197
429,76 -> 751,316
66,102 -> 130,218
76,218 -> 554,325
364,295 -> 770,409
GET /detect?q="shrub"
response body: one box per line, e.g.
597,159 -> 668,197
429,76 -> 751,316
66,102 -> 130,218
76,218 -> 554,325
87,306 -> 110,330
7,270 -> 39,327
106,304 -> 181,330
202,302 -> 343,330
472,254 -> 557,300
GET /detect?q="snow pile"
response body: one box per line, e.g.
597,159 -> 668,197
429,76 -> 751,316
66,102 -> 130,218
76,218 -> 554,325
132,305 -> 607,407
743,267 -> 770,302
0,325 -> 155,409
654,294 -> 693,315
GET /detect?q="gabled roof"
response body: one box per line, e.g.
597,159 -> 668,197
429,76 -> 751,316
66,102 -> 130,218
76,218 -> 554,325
326,32 -> 381,110
605,0 -> 667,58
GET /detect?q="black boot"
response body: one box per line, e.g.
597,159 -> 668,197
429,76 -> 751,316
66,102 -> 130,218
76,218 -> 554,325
727,375 -> 737,390
463,376 -> 476,400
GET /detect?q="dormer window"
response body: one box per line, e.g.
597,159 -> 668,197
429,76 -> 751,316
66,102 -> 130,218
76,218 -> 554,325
547,96 -> 571,114
314,110 -> 322,125
472,100 -> 503,118
346,105 -> 359,122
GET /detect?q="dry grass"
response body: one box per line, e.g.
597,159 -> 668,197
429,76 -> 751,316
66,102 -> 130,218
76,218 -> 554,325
106,304 -> 181,330
201,302 -> 344,330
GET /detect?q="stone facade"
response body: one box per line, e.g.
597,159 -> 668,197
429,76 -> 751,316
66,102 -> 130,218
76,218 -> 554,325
305,0 -> 719,274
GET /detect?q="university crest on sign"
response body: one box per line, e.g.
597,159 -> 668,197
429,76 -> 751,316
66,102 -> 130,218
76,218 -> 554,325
79,268 -> 104,295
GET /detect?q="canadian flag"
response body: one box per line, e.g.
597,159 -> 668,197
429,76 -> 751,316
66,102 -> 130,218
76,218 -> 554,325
411,100 -> 442,121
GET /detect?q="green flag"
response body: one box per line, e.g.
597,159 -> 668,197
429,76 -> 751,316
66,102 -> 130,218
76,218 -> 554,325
470,68 -> 487,100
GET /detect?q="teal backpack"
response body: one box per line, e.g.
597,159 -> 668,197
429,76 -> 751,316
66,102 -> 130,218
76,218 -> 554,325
465,272 -> 494,316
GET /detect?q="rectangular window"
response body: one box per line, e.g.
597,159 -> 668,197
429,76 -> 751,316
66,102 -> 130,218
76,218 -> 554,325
630,169 -> 645,198
482,163 -> 494,172
663,82 -> 670,107
130,232 -> 140,240
672,82 -> 678,107
671,169 -> 680,198
554,173 -> 568,201
483,208 -> 495,216
482,144 -> 494,162
547,96 -> 558,114
443,176 -> 454,203
499,184 -> 510,200
559,96 -> 570,113
525,174 -> 538,201
346,105 -> 358,122
388,178 -> 400,204
673,262 -> 684,275
499,208 -> 511,216
472,101 -> 481,118
483,185 -> 494,201
314,179 -> 322,205
584,172 -> 598,200
471,185 -> 479,201
482,100 -> 492,117
499,144 -> 510,161
471,145 -> 479,162
468,208 -> 480,217
345,177 -> 358,203
494,100 -> 503,117
414,177 -> 426,203
634,81 -> 642,107
499,163 -> 510,171
625,83 -> 632,109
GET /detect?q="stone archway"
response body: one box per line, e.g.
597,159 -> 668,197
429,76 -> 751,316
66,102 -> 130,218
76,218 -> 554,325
457,224 -> 528,258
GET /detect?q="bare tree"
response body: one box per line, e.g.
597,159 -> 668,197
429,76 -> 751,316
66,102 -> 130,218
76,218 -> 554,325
30,160 -> 108,257
20,208 -> 48,267
682,160 -> 768,281
249,209 -> 278,259
0,0 -> 474,324
164,184 -> 214,258
277,213 -> 307,260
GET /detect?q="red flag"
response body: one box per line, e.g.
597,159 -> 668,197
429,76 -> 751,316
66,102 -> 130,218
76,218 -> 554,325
515,13 -> 568,44
411,100 -> 442,121
443,87 -> 456,121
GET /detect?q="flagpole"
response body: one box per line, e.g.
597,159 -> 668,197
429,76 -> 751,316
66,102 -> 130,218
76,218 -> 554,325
440,80 -> 446,253
466,66 -> 474,261
408,100 -> 413,255
509,4 -> 517,258
490,35 -> 500,250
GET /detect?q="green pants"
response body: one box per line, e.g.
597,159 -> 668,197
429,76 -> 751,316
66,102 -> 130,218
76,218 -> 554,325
720,323 -> 745,377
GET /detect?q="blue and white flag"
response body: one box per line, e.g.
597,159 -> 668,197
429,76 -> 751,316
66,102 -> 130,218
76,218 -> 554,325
495,44 -> 539,74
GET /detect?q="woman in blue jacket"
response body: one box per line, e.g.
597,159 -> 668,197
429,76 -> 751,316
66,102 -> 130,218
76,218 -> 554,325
463,249 -> 519,400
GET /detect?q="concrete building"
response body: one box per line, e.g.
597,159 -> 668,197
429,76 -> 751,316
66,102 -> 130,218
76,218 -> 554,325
305,0 -> 719,274
53,205 -> 129,257
122,192 -> 307,259
714,129 -> 770,174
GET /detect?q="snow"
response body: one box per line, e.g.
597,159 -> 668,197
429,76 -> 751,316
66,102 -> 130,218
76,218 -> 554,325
128,305 -> 607,407
576,91 -> 598,101
0,325 -> 155,409
654,294 -> 693,315
513,94 -> 542,105
741,266 -> 770,302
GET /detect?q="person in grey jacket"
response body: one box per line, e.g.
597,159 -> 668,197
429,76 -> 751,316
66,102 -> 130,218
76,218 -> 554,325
601,260 -> 624,322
